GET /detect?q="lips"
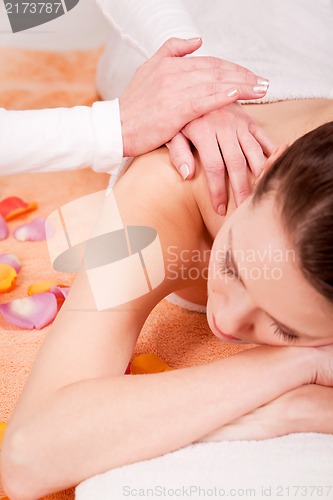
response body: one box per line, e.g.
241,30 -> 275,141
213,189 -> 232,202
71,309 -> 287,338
212,315 -> 241,341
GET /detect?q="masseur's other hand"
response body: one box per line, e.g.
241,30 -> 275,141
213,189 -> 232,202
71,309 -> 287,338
119,37 -> 272,158
167,102 -> 276,215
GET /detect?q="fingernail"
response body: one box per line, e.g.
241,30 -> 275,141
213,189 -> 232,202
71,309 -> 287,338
217,204 -> 226,216
226,88 -> 238,98
257,78 -> 269,86
253,85 -> 268,94
187,37 -> 202,43
179,163 -> 190,180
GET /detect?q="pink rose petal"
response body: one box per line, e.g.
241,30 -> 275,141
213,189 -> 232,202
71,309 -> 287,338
49,285 -> 71,300
13,217 -> 47,242
0,215 -> 9,240
0,292 -> 57,329
0,253 -> 22,273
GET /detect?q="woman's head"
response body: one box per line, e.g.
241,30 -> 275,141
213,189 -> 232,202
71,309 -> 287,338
207,122 -> 333,347
253,121 -> 333,304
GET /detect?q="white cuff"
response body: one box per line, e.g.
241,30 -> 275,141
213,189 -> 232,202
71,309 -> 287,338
91,99 -> 123,174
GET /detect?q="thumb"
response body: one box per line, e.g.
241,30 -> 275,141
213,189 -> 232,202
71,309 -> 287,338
166,132 -> 196,180
153,37 -> 202,59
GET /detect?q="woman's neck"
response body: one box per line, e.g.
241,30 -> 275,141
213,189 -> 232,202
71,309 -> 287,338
193,98 -> 333,239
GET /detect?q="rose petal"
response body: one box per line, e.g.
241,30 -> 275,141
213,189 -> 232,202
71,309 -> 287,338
0,196 -> 38,221
28,280 -> 57,296
0,253 -> 22,273
49,285 -> 71,300
28,282 -> 69,298
13,217 -> 47,242
0,421 -> 7,446
0,264 -> 17,293
0,215 -> 9,240
130,354 -> 173,375
0,292 -> 58,329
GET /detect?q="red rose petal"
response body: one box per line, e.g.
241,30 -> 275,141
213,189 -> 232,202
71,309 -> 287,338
0,196 -> 38,221
13,217 -> 47,242
0,292 -> 58,329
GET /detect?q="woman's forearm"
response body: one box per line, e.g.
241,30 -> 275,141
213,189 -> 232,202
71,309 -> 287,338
290,384 -> 333,434
2,345 -> 316,498
197,384 -> 333,442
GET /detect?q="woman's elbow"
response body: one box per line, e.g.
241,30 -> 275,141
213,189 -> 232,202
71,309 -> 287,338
1,427 -> 44,500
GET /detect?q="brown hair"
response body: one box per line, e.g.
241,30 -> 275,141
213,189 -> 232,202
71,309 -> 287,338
253,121 -> 333,303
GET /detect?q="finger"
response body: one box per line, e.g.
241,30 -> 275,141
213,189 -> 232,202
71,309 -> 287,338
217,131 -> 251,207
249,124 -> 277,157
182,55 -> 257,74
237,128 -> 266,178
186,130 -> 228,214
166,133 -> 195,180
171,55 -> 255,75
153,37 -> 203,59
176,83 -> 269,124
178,81 -> 269,107
233,82 -> 269,100
177,67 -> 262,87
177,88 -> 240,125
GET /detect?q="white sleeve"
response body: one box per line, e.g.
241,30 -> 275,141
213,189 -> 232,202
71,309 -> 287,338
0,100 -> 123,176
95,0 -> 206,58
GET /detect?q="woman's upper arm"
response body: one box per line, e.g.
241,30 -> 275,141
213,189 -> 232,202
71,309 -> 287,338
9,148 -> 204,426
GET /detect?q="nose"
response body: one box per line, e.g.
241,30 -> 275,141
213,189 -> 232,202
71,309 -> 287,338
214,288 -> 256,338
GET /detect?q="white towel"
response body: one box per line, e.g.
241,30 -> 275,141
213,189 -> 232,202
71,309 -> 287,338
76,432 -> 333,499
99,0 -> 333,104
185,0 -> 333,104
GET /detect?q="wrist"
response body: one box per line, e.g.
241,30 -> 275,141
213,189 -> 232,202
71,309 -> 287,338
287,384 -> 333,434
242,345 -> 317,387
278,345 -> 318,386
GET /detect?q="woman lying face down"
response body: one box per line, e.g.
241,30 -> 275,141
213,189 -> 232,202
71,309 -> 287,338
2,114 -> 333,498
208,122 -> 333,347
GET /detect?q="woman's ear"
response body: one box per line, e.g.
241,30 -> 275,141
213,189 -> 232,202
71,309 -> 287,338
252,144 -> 288,190
260,144 -> 289,178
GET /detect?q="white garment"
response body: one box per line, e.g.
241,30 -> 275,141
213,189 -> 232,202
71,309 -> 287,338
0,100 -> 123,176
2,0 -> 332,176
97,0 -> 333,103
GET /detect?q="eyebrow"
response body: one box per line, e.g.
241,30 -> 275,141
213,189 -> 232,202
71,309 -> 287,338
227,227 -> 312,340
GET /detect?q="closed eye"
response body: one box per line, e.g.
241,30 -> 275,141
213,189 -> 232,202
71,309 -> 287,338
218,226 -> 303,344
216,249 -> 238,279
271,321 -> 298,344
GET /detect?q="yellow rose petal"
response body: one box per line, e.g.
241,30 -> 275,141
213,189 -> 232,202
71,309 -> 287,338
0,421 -> 7,446
28,280 -> 57,296
0,264 -> 17,293
130,353 -> 173,375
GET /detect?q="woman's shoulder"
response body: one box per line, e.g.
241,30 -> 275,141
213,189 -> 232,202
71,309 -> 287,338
113,146 -> 211,251
123,147 -> 228,242
113,147 -> 214,293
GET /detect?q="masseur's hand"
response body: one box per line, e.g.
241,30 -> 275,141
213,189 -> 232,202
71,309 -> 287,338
119,37 -> 271,158
167,102 -> 276,215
